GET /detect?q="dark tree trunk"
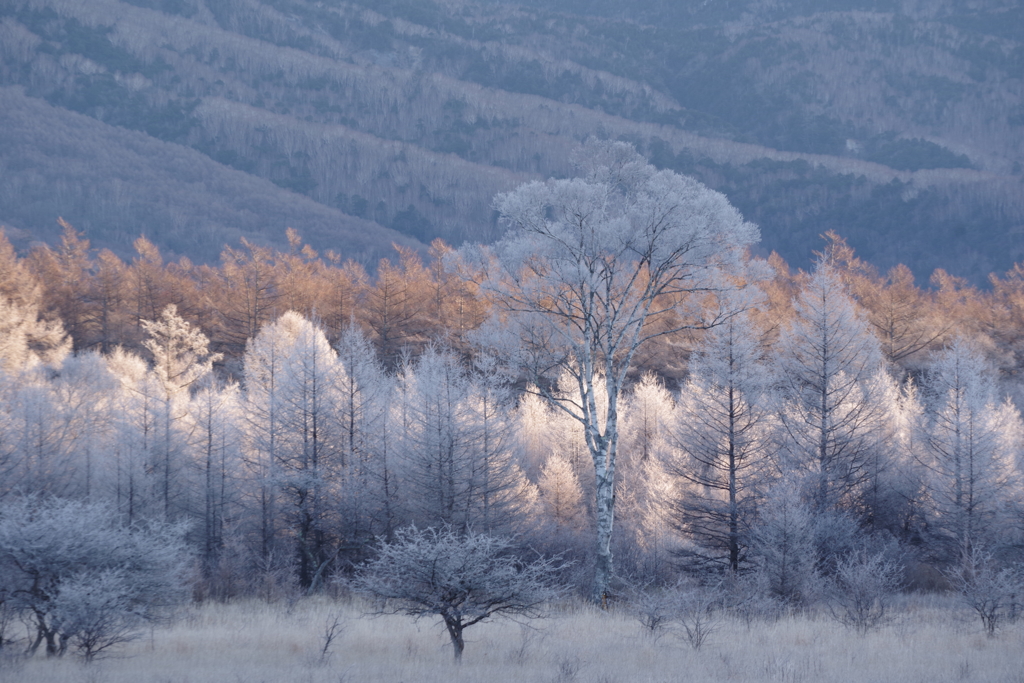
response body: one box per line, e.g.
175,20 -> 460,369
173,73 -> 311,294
445,618 -> 465,662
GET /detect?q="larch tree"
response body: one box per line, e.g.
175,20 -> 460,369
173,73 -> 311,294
128,238 -> 175,341
669,310 -> 776,574
142,305 -> 222,519
42,352 -> 116,500
93,249 -> 129,354
242,311 -> 287,564
615,373 -> 676,578
334,324 -> 391,552
6,375 -> 80,497
216,239 -> 281,356
470,140 -> 758,603
462,357 -> 536,535
186,377 -> 242,574
26,220 -> 95,351
364,248 -> 430,366
536,452 -> 588,541
823,232 -> 945,368
749,483 -> 821,605
921,338 -> 1021,564
399,346 -> 478,529
246,312 -> 341,590
863,264 -> 946,368
0,296 -> 70,374
0,229 -> 40,309
776,261 -> 894,518
6,352 -> 117,497
106,347 -> 163,524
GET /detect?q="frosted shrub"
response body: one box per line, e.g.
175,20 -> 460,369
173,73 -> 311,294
826,550 -> 904,634
945,550 -> 1023,637
353,525 -> 567,662
0,496 -> 190,660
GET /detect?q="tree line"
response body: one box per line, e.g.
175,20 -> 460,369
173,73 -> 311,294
3,144 -> 1024,615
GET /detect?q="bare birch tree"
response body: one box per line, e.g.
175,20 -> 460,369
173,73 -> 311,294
467,141 -> 758,603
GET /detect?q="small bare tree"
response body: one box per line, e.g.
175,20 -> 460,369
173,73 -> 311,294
628,581 -> 724,650
51,569 -> 143,662
627,583 -> 678,639
316,611 -> 344,664
946,549 -> 1022,637
675,583 -> 725,651
826,550 -> 904,634
353,526 -> 566,662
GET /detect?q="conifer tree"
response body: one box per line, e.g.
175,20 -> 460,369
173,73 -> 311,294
776,262 -> 894,517
670,311 -> 775,573
922,339 -> 1021,563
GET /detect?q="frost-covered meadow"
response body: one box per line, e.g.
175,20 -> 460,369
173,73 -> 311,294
8,597 -> 1024,683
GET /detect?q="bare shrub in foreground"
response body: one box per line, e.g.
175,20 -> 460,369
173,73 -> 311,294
826,550 -> 904,634
626,582 -> 679,639
945,549 -> 1022,637
725,573 -> 788,626
315,611 -> 344,664
676,584 -> 725,650
628,581 -> 724,650
353,526 -> 567,662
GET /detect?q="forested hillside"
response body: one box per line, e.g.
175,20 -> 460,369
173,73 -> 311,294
1,0 -> 1022,280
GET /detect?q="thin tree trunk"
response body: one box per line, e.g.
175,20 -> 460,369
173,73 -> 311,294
445,619 -> 465,662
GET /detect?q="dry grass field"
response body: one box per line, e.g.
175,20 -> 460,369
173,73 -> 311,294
6,597 -> 1024,683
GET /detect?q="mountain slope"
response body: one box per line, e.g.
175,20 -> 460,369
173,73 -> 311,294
1,0 -> 1022,280
0,86 -> 418,261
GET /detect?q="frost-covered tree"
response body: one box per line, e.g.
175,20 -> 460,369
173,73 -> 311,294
354,526 -> 566,662
334,324 -> 390,550
921,339 -> 1021,563
616,374 -> 675,579
463,359 -> 536,533
945,548 -> 1023,636
0,296 -> 70,374
776,262 -> 894,517
186,377 -> 242,572
4,374 -> 76,497
241,311 -> 287,562
50,352 -> 117,500
106,348 -> 164,523
0,496 -> 189,658
366,372 -> 406,542
142,305 -> 222,518
749,484 -> 820,605
1,352 -> 117,500
669,311 -> 775,574
399,347 -> 476,528
469,141 -> 759,601
143,304 -> 221,397
536,453 -> 587,538
825,549 -> 904,634
515,392 -> 589,547
244,312 -> 341,589
399,347 -> 531,533
2,352 -> 117,497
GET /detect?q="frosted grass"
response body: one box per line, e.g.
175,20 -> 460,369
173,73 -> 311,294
8,596 -> 1024,683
